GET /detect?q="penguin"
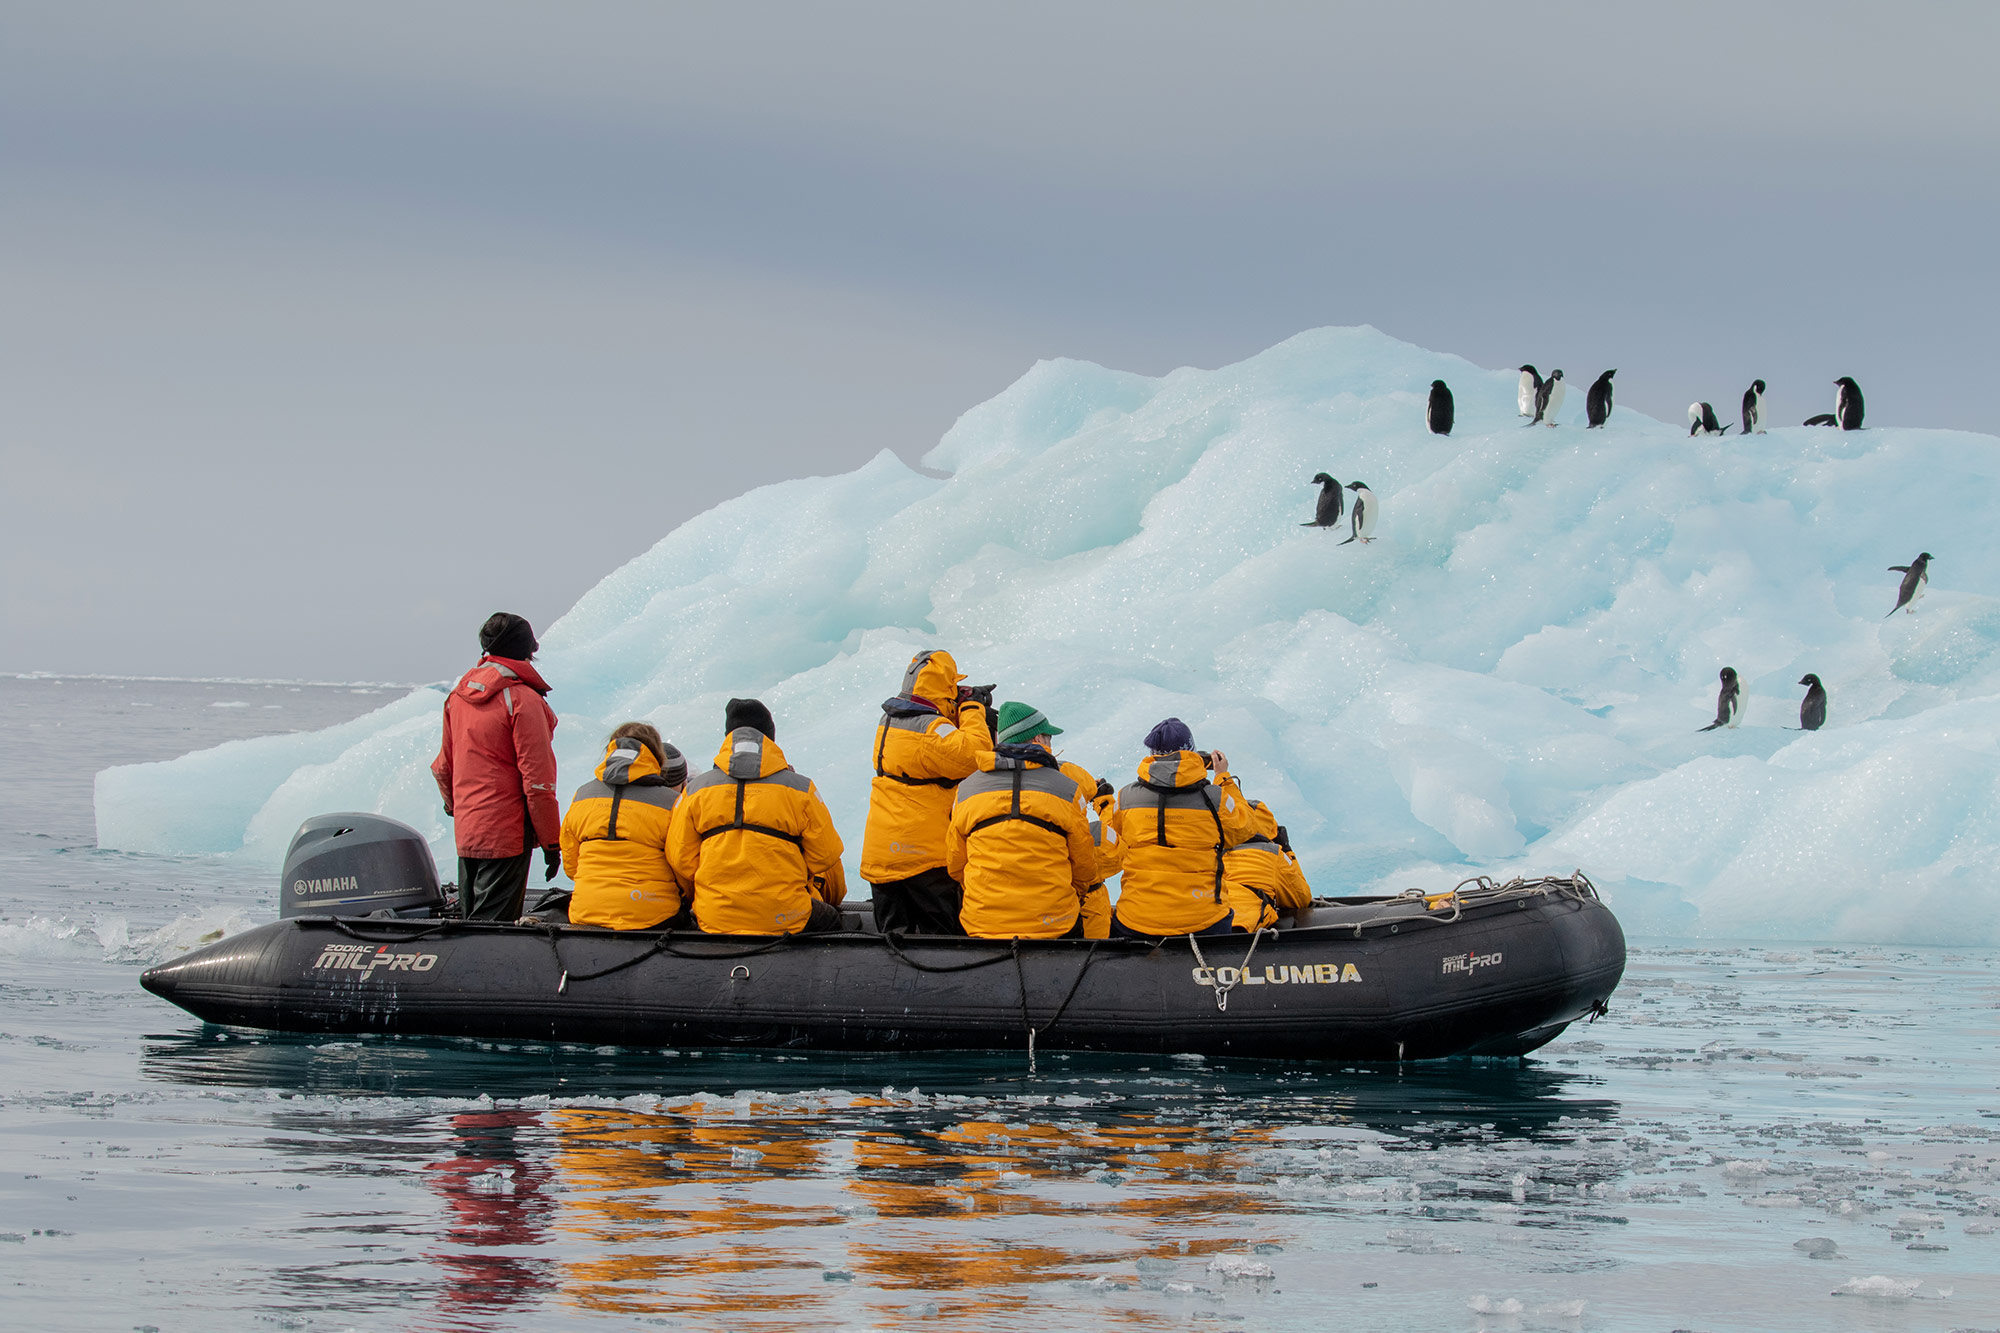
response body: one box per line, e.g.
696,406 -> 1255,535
1339,481 -> 1377,544
1698,666 -> 1742,732
1886,551 -> 1932,616
1301,472 -> 1344,529
1687,402 -> 1729,436
1742,379 -> 1767,435
1797,674 -> 1827,731
1803,413 -> 1838,427
1517,365 -> 1544,417
1427,380 -> 1454,436
1529,369 -> 1565,426
1585,369 -> 1616,428
1835,377 -> 1865,431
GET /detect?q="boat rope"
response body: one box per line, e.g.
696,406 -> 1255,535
877,932 -> 1019,974
325,918 -> 459,944
539,927 -> 796,993
1186,928 -> 1269,1012
1009,938 -> 1101,1074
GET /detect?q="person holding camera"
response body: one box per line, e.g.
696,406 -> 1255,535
860,649 -> 994,934
1108,717 -> 1258,938
1223,798 -> 1314,931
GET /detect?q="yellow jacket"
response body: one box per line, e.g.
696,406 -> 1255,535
666,729 -> 847,935
946,746 -> 1097,938
859,650 -> 993,883
561,737 -> 684,930
1223,800 -> 1313,931
1058,758 -> 1118,939
1109,751 -> 1258,935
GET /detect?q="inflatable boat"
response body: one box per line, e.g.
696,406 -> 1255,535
140,815 -> 1625,1062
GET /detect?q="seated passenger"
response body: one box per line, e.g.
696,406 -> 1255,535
561,723 -> 688,930
1108,718 -> 1258,939
992,701 -> 1118,938
949,705 -> 1097,939
666,698 -> 848,935
1223,799 -> 1313,932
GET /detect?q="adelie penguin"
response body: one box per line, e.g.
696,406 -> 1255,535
1742,379 -> 1767,435
1687,402 -> 1730,437
1585,369 -> 1616,428
1835,377 -> 1865,431
1339,481 -> 1377,544
1529,369 -> 1565,426
1517,365 -> 1543,418
1427,380 -> 1454,435
1698,666 -> 1743,732
1797,674 -> 1827,731
1301,472 -> 1344,529
1886,552 -> 1931,616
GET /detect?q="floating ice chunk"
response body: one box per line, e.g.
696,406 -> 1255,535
1794,1238 -> 1840,1259
1468,1295 -> 1524,1315
1831,1275 -> 1921,1299
729,1147 -> 764,1168
1208,1255 -> 1275,1281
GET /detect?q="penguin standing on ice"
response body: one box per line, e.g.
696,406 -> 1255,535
1518,365 -> 1544,417
1836,377 -> 1865,430
1797,674 -> 1827,731
1529,369 -> 1565,426
1585,369 -> 1616,428
1742,379 -> 1767,434
1698,667 -> 1743,732
1339,481 -> 1377,544
1687,402 -> 1730,436
1301,472 -> 1344,529
1427,380 -> 1454,436
1886,552 -> 1932,616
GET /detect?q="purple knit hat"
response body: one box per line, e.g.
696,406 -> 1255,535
1144,717 -> 1193,754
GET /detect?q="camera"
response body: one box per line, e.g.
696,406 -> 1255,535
1197,750 -> 1215,769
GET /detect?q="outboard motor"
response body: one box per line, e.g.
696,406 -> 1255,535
281,813 -> 445,919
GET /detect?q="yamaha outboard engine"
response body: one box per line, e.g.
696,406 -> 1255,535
281,813 -> 445,919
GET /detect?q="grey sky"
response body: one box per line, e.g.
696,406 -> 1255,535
5,1 -> 1995,681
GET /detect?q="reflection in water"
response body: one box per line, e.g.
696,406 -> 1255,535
423,1111 -> 556,1329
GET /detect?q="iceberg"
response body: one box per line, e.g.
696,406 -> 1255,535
95,326 -> 2000,944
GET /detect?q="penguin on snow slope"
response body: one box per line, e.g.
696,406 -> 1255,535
1427,380 -> 1454,435
1698,667 -> 1743,732
1529,369 -> 1565,426
1301,472 -> 1344,529
1340,481 -> 1377,544
1585,369 -> 1616,428
1517,365 -> 1544,417
1742,380 -> 1767,435
1887,552 -> 1932,616
1797,674 -> 1827,731
1687,402 -> 1729,436
1836,377 -> 1866,430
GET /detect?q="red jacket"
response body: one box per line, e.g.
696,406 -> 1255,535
430,655 -> 561,859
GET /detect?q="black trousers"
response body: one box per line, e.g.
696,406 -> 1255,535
1108,909 -> 1235,940
458,852 -> 532,922
869,866 -> 966,936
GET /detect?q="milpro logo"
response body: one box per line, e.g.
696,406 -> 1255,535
1442,949 -> 1503,976
293,876 -> 361,898
1191,962 -> 1362,988
311,943 -> 440,978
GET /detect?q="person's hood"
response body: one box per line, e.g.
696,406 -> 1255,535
1245,799 -> 1280,842
1134,750 -> 1210,791
453,655 -> 552,707
982,743 -> 1058,772
897,649 -> 964,717
708,727 -> 794,781
594,736 -> 665,787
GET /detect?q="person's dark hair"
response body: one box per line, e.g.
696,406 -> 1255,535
478,612 -> 538,661
607,722 -> 664,766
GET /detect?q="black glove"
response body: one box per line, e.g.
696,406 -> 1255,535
1095,778 -> 1115,800
958,683 -> 996,710
1274,825 -> 1293,854
543,844 -> 562,882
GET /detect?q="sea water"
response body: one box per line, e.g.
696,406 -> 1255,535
5,676 -> 1998,1331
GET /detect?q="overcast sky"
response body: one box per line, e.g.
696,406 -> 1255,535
4,1 -> 1995,681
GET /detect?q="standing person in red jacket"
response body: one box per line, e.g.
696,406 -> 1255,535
431,613 -> 562,921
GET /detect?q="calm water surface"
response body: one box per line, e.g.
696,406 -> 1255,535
2,676 -> 1996,1331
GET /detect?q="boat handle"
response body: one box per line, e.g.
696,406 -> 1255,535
730,965 -> 751,982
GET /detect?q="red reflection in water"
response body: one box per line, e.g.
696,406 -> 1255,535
422,1110 -> 555,1328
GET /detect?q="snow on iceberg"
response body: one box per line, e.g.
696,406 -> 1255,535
94,326 -> 2000,944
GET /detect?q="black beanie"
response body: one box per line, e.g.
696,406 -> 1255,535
724,697 -> 776,740
479,612 -> 538,661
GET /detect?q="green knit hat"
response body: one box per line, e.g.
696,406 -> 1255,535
995,700 -> 1063,745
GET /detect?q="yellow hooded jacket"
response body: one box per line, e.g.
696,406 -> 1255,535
945,747 -> 1097,939
561,736 -> 684,930
1223,800 -> 1313,931
859,650 -> 993,884
666,728 -> 847,935
1058,758 -> 1118,939
1109,751 -> 1258,935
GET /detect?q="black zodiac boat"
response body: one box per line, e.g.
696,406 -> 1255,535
141,813 -> 1625,1062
